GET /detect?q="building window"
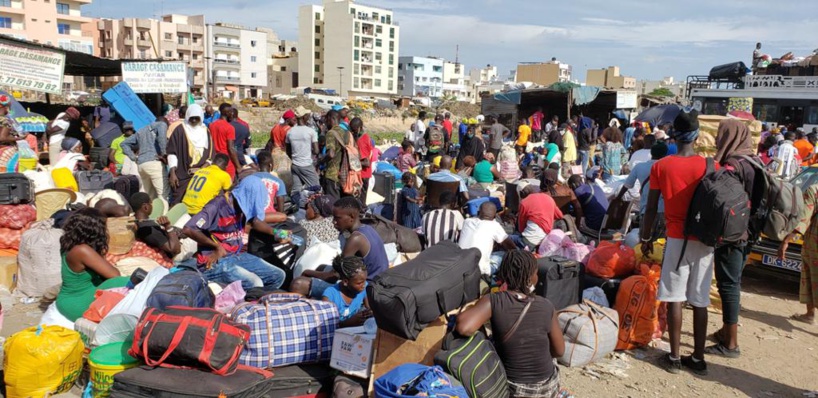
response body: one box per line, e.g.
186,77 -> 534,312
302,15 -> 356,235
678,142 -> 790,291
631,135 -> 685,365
354,36 -> 359,47
314,65 -> 320,73
314,38 -> 320,46
389,68 -> 394,78
251,72 -> 257,78
314,12 -> 321,20
375,52 -> 382,61
164,32 -> 172,40
390,28 -> 395,39
375,39 -> 382,47
192,36 -> 198,44
314,51 -> 320,60
0,0 -> 11,6
251,40 -> 257,47
354,63 -> 359,74
375,65 -> 381,74
57,23 -> 70,35
353,50 -> 359,61
139,50 -> 146,58
372,12 -> 379,20
389,54 -> 394,65
281,66 -> 287,72
251,56 -> 257,62
314,25 -> 320,34
56,2 -> 69,14
388,80 -> 393,91
386,15 -> 391,24
0,17 -> 10,28
376,25 -> 382,34
389,41 -> 394,52
314,77 -> 320,84
354,77 -> 359,88
178,36 -> 184,45
192,53 -> 198,60
165,51 -> 172,58
375,79 -> 381,87
276,75 -> 282,88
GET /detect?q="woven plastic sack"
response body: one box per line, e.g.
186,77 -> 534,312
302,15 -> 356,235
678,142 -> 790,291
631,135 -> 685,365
585,241 -> 637,279
615,263 -> 662,350
3,325 -> 85,397
634,238 -> 665,264
107,216 -> 135,255
557,300 -> 619,367
0,204 -> 36,230
17,219 -> 64,297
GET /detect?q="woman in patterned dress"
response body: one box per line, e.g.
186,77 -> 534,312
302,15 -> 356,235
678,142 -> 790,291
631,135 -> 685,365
0,94 -> 22,171
779,184 -> 818,324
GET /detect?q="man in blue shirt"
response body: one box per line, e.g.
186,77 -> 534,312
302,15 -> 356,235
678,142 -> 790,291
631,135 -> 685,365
426,155 -> 469,203
203,105 -> 220,127
568,171 -> 609,231
618,141 -> 668,215
229,107 -> 251,165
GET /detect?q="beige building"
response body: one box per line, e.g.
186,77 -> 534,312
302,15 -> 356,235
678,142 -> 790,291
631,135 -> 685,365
586,66 -> 636,89
299,0 -> 400,99
207,23 -> 268,99
97,14 -> 207,93
267,38 -> 299,96
442,61 -> 472,102
0,0 -> 93,54
516,59 -> 571,86
638,76 -> 686,98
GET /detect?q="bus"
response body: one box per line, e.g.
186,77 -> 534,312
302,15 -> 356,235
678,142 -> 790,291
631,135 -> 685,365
688,74 -> 818,131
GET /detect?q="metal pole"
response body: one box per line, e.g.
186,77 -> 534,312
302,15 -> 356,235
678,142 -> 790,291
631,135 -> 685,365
337,66 -> 344,98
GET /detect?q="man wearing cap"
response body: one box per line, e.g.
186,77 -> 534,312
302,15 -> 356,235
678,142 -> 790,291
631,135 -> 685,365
210,103 -> 240,179
287,106 -> 320,193
46,106 -> 80,166
271,109 -> 297,151
641,109 -> 714,376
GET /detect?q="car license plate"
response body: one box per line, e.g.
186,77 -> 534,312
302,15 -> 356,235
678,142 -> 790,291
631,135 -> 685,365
762,254 -> 802,272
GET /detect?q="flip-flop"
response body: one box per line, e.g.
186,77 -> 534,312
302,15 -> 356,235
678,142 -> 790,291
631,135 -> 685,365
790,313 -> 817,325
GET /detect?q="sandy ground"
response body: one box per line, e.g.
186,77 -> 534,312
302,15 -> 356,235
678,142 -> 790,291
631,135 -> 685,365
0,267 -> 814,397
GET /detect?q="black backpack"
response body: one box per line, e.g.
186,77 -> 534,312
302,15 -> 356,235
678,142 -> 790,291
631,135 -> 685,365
678,157 -> 751,268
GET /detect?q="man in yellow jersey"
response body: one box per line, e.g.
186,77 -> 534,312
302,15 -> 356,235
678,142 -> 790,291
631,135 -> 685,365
183,153 -> 232,215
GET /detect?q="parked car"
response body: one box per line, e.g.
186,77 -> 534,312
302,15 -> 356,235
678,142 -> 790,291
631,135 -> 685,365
747,166 -> 818,274
65,91 -> 89,102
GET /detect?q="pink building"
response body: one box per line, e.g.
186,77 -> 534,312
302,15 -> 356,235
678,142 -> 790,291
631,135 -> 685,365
0,0 -> 93,54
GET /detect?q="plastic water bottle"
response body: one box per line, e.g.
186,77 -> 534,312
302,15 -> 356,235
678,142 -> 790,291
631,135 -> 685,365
364,317 -> 377,335
290,234 -> 305,247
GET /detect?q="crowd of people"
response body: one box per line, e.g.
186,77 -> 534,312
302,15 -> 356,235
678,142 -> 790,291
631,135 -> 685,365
4,93 -> 818,397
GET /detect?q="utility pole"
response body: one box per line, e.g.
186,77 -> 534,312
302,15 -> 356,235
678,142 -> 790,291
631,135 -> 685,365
337,66 -> 344,98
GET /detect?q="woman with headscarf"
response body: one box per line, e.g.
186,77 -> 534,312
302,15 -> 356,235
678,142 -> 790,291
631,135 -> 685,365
0,94 -> 24,171
167,104 -> 214,204
707,119 -> 762,359
456,124 -> 485,169
46,106 -> 80,166
53,137 -> 89,171
299,195 -> 338,249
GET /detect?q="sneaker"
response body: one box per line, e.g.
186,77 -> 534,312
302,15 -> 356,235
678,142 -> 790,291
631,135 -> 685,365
681,355 -> 708,376
660,354 -> 682,374
704,343 -> 741,358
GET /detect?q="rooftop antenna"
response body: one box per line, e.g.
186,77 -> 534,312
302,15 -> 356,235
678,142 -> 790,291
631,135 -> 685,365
455,44 -> 459,65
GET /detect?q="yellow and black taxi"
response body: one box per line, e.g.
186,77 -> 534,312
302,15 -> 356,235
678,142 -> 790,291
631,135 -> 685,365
748,166 -> 818,274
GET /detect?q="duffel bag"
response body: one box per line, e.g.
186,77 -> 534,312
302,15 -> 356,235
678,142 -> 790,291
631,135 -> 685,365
230,293 -> 339,368
433,331 -> 510,398
111,365 -> 274,398
557,300 -> 619,367
367,240 -> 482,340
129,306 -> 250,376
615,263 -> 662,351
145,266 -> 214,311
361,213 -> 422,253
74,169 -> 114,194
374,364 -> 469,398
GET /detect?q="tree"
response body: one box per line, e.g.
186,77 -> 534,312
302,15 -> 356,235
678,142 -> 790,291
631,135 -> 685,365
648,87 -> 675,97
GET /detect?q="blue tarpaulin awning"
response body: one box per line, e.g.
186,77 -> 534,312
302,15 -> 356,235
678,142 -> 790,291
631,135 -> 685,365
572,86 -> 602,106
493,90 -> 522,105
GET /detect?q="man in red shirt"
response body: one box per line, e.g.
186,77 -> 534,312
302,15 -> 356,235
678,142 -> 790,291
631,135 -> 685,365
516,185 -> 564,249
442,112 -> 453,141
641,109 -> 713,376
271,109 -> 296,150
351,117 -> 374,205
209,103 -> 240,179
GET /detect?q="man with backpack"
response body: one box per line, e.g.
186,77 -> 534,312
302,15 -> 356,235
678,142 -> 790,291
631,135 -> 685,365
640,109 -> 714,376
424,114 -> 449,162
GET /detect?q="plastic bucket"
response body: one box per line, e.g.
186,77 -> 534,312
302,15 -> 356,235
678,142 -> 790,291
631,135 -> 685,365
18,158 -> 37,172
88,341 -> 139,397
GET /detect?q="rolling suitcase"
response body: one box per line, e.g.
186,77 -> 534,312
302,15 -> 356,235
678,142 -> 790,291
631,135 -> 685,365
111,366 -> 274,398
373,171 -> 396,204
535,256 -> 582,311
114,175 -> 140,201
0,173 -> 34,204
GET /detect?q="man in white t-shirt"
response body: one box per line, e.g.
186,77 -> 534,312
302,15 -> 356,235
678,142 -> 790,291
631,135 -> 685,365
772,131 -> 799,179
286,106 -> 320,193
458,201 -> 516,275
46,107 -> 80,166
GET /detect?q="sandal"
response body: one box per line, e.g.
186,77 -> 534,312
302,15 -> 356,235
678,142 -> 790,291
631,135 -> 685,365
790,313 -> 817,325
704,343 -> 741,358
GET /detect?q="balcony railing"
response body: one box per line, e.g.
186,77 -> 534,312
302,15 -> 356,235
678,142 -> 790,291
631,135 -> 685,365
216,76 -> 240,82
214,41 -> 240,49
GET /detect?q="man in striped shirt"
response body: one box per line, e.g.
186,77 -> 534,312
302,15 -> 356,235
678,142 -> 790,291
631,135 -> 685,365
421,190 -> 464,249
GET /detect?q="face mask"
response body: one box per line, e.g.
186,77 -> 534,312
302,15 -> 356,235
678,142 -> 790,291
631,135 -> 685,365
559,129 -> 566,136
529,284 -> 536,293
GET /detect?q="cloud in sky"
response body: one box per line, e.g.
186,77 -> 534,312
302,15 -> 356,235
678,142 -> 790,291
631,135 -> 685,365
86,0 -> 818,81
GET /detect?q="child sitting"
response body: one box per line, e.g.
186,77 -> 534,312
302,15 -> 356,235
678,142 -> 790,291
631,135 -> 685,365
399,173 -> 423,229
322,256 -> 372,327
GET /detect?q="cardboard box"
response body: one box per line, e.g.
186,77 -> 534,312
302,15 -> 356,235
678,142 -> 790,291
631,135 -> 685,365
0,255 -> 18,291
330,327 -> 376,379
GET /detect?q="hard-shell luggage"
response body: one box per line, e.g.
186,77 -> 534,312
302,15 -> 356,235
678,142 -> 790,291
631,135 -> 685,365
129,306 -> 250,376
90,121 -> 123,148
0,173 -> 34,204
373,171 -> 396,204
367,240 -> 481,340
145,267 -> 215,311
74,170 -> 114,194
111,365 -> 275,398
230,293 -> 339,369
114,175 -> 140,202
557,300 -> 619,367
535,256 -> 582,311
465,196 -> 501,217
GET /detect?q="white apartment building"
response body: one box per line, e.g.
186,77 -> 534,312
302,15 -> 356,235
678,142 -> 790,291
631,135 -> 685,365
442,61 -> 472,102
299,0 -> 400,99
398,56 -> 443,98
639,76 -> 686,98
469,64 -> 499,86
97,14 -> 207,93
0,0 -> 93,54
207,23 -> 268,99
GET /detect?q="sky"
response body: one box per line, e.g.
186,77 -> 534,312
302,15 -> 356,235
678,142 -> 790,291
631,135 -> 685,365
85,0 -> 818,83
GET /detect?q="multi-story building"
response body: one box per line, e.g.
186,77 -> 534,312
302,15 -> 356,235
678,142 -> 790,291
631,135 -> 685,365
516,58 -> 571,86
299,0 -> 400,99
442,61 -> 472,102
586,66 -> 636,89
397,56 -> 443,98
207,23 -> 268,99
257,27 -> 299,96
469,65 -> 498,86
97,14 -> 207,93
638,76 -> 686,98
0,0 -> 93,54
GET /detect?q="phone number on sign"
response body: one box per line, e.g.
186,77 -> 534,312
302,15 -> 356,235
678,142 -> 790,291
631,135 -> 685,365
2,76 -> 58,92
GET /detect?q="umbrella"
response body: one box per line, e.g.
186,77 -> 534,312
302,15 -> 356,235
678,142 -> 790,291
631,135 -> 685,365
727,110 -> 755,121
634,104 -> 682,127
0,91 -> 48,133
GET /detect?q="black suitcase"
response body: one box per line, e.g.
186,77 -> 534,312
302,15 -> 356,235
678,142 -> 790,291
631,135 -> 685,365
535,256 -> 582,311
0,173 -> 34,204
89,147 -> 111,170
114,175 -> 140,201
367,240 -> 482,340
582,273 -> 622,307
111,366 -> 275,398
74,170 -> 114,194
372,171 -> 396,204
